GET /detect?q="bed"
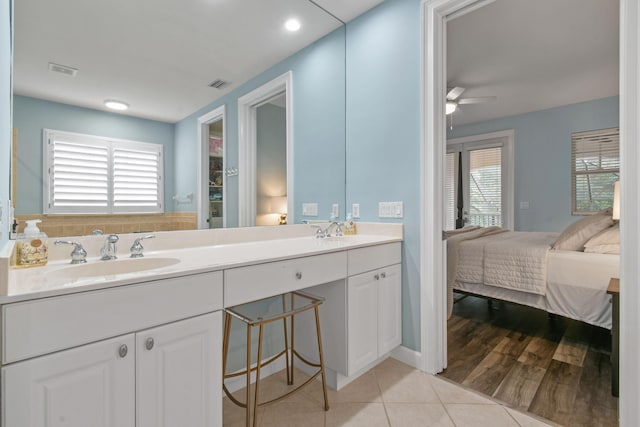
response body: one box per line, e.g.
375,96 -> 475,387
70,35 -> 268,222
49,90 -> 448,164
447,213 -> 620,329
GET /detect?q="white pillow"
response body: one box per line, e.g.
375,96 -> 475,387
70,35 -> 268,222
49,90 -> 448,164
584,224 -> 620,254
553,214 -> 615,251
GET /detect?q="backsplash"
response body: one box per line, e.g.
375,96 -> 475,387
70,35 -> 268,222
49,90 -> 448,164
14,212 -> 198,238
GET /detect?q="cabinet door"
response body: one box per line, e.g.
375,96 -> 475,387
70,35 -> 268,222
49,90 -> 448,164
137,311 -> 222,427
378,264 -> 402,356
2,335 -> 135,427
347,271 -> 379,374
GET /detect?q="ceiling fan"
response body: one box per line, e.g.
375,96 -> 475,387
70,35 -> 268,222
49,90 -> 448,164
446,86 -> 496,115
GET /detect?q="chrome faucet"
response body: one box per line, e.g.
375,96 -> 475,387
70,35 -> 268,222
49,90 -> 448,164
54,240 -> 88,264
130,235 -> 156,258
100,234 -> 119,260
311,221 -> 344,238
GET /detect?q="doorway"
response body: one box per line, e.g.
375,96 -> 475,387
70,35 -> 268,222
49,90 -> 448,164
422,0 -> 639,425
238,71 -> 293,227
445,130 -> 514,230
197,105 -> 226,229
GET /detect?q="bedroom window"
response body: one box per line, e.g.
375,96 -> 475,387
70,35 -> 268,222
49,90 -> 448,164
43,129 -> 164,214
571,127 -> 619,215
446,130 -> 515,230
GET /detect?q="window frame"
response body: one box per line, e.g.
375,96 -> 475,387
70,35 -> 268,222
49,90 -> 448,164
571,127 -> 619,215
446,130 -> 515,230
43,129 -> 164,215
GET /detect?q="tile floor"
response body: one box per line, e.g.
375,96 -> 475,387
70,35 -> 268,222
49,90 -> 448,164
223,357 -> 556,426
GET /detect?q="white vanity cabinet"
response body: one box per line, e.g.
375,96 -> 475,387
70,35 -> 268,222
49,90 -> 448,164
296,242 -> 402,385
1,271 -> 224,427
347,263 -> 402,374
3,334 -> 137,427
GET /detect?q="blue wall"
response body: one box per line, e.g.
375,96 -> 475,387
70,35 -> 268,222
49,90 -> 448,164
12,95 -> 176,214
447,96 -> 619,232
174,27 -> 346,226
345,0 -> 421,350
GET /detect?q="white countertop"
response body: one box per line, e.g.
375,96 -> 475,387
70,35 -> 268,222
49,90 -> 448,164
2,223 -> 402,304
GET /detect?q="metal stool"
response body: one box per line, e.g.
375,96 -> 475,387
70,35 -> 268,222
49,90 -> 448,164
222,291 -> 329,427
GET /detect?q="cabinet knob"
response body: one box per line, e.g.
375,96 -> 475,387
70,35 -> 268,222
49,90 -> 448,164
381,272 -> 386,279
374,274 -> 380,280
118,344 -> 128,358
145,337 -> 155,351
296,272 -> 302,280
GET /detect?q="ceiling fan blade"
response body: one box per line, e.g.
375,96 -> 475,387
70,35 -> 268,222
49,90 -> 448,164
446,86 -> 465,101
458,96 -> 497,105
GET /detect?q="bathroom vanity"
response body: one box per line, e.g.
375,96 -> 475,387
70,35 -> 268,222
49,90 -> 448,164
0,223 -> 402,427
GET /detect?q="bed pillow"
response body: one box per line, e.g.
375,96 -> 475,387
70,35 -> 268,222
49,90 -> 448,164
584,224 -> 620,254
553,214 -> 615,251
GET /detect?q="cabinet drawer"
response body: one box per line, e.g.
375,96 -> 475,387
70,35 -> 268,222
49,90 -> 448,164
224,252 -> 347,307
348,242 -> 401,276
3,271 -> 223,364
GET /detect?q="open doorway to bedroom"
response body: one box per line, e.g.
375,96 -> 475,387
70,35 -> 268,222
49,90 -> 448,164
439,1 -> 620,425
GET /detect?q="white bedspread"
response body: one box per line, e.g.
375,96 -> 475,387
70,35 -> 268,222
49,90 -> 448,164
482,232 -> 558,295
446,227 -> 558,317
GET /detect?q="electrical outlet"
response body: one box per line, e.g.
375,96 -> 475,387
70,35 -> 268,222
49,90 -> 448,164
352,203 -> 360,219
332,203 -> 339,219
302,203 -> 318,217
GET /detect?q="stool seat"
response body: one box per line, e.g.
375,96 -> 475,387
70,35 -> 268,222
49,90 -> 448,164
222,290 -> 329,427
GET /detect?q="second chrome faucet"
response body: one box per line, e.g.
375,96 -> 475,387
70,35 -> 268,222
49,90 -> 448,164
100,234 -> 119,260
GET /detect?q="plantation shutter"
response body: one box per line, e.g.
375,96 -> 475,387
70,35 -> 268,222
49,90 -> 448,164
113,144 -> 162,212
468,146 -> 502,227
45,129 -> 163,214
49,139 -> 109,211
571,127 -> 619,214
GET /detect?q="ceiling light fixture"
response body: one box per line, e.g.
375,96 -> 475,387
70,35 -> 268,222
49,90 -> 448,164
445,101 -> 457,115
104,100 -> 129,111
284,18 -> 301,32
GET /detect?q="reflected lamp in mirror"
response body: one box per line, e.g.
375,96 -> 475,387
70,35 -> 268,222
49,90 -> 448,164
271,196 -> 288,225
612,180 -> 620,221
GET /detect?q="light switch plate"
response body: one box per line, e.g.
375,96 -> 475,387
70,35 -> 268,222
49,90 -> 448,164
302,203 -> 318,217
378,201 -> 403,218
352,203 -> 360,219
520,201 -> 530,209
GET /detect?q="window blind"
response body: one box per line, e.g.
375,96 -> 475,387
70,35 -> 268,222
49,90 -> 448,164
445,152 -> 457,230
571,127 -> 619,214
468,147 -> 502,227
45,130 -> 163,214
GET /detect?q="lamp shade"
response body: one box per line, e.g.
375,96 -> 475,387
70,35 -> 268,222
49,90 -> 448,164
612,180 -> 620,220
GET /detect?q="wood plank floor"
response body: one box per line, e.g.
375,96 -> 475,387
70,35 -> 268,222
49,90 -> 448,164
440,294 -> 618,426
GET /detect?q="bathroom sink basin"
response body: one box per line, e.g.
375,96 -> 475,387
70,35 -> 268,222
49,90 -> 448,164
49,257 -> 180,283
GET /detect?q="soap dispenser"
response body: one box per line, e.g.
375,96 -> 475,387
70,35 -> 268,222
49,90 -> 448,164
16,219 -> 49,267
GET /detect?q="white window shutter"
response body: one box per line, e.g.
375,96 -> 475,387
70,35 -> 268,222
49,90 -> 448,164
445,152 -> 457,231
44,129 -> 164,214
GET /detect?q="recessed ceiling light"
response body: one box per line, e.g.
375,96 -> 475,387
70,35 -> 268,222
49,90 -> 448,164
104,100 -> 129,111
284,18 -> 301,32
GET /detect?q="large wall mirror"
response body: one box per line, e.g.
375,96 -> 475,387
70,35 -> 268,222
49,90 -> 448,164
11,0 -> 346,237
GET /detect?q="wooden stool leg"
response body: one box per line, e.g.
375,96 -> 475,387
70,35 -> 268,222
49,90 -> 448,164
290,308 -> 295,385
281,295 -> 292,385
314,305 -> 330,411
222,313 -> 232,380
253,323 -> 265,427
245,324 -> 252,427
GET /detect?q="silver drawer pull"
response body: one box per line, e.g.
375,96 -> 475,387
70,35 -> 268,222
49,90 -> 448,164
118,344 -> 128,358
145,337 -> 155,351
296,272 -> 302,280
381,272 -> 386,279
374,274 -> 380,280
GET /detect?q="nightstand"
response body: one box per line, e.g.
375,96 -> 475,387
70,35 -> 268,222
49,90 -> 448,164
607,277 -> 619,397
